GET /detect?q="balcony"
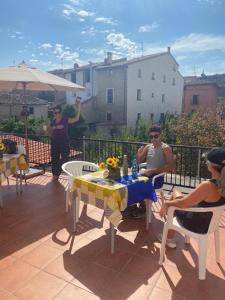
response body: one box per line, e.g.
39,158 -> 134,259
0,172 -> 224,299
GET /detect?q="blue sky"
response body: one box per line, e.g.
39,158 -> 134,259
0,0 -> 225,75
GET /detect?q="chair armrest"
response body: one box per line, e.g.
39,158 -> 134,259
152,173 -> 165,186
139,162 -> 147,169
168,206 -> 224,214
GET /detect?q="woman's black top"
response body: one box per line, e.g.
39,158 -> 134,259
176,179 -> 225,234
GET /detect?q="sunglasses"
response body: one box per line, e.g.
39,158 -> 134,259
53,111 -> 61,114
149,134 -> 159,140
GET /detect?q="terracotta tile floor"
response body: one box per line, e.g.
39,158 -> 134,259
0,173 -> 224,300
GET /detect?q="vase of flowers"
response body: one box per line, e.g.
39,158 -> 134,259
99,157 -> 121,181
0,142 -> 6,159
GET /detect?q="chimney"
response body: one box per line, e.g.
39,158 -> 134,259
73,63 -> 79,69
105,52 -> 112,65
167,46 -> 171,53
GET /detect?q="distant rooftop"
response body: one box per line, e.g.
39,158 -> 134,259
0,93 -> 47,105
50,47 -> 175,73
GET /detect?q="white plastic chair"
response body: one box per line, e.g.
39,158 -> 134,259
158,205 -> 225,280
62,160 -> 99,214
139,162 -> 165,202
139,162 -> 165,227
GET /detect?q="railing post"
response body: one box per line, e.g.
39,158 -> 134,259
98,140 -> 101,162
82,136 -> 86,161
197,148 -> 201,180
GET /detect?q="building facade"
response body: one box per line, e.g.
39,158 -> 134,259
183,73 -> 225,116
0,93 -> 48,120
51,49 -> 184,133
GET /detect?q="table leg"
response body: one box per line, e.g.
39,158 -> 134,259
19,170 -> 22,194
110,222 -> 115,254
146,199 -> 152,230
0,188 -> 3,208
16,169 -> 18,194
72,192 -> 77,232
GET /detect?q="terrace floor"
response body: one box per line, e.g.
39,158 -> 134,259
0,173 -> 224,300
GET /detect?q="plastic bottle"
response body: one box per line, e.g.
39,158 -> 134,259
122,155 -> 128,177
131,157 -> 139,179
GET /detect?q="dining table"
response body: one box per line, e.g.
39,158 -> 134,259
0,153 -> 28,207
72,170 -> 162,254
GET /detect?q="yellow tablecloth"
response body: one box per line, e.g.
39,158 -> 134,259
0,154 -> 28,185
72,171 -> 129,226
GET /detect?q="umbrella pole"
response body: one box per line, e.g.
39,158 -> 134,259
22,82 -> 29,162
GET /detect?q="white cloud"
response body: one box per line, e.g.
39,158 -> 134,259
171,33 -> 225,53
69,0 -> 83,5
106,33 -> 137,54
95,17 -> 116,25
8,31 -> 24,40
141,33 -> 225,56
77,10 -> 94,17
29,59 -> 39,63
62,4 -> 94,19
139,22 -> 159,33
81,26 -> 114,36
197,0 -> 219,5
53,43 -> 79,61
40,43 -> 52,49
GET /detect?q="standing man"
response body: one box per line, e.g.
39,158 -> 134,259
48,96 -> 81,181
131,125 -> 174,218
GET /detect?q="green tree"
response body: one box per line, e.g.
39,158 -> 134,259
164,111 -> 225,146
62,104 -> 88,138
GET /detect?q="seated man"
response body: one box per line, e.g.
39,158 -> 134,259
130,125 -> 174,218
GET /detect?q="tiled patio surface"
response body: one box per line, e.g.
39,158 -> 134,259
0,173 -> 224,300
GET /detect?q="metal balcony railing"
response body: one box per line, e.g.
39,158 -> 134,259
0,133 -> 211,188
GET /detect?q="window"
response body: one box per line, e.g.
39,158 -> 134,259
106,112 -> 112,121
173,64 -> 176,72
137,89 -> 142,101
106,88 -> 114,104
137,113 -> 141,120
138,69 -> 142,78
163,75 -> 166,83
152,92 -> 154,98
160,113 -> 165,123
71,72 -> 76,83
152,72 -> 155,80
172,78 -> 175,86
162,94 -> 165,103
192,95 -> 199,105
83,69 -> 90,83
150,113 -> 154,121
29,107 -> 34,114
108,69 -> 113,76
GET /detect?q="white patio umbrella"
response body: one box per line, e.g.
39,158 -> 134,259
0,61 -> 84,160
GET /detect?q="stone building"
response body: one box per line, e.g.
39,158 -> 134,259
51,49 -> 184,133
0,93 -> 48,120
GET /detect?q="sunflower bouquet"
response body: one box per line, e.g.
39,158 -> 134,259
99,156 -> 121,180
0,141 -> 6,159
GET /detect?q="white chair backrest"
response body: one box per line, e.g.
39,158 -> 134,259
17,144 -> 26,155
62,161 -> 99,177
207,205 -> 225,233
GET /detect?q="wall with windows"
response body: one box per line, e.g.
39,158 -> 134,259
94,66 -> 127,127
183,83 -> 218,113
126,53 -> 183,127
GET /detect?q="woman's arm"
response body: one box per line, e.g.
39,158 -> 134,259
159,181 -> 212,217
68,97 -> 81,124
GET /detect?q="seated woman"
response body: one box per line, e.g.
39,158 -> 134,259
159,147 -> 225,248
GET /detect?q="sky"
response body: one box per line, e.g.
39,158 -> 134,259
0,0 -> 225,76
